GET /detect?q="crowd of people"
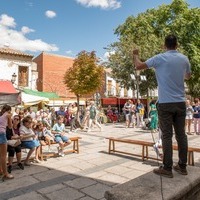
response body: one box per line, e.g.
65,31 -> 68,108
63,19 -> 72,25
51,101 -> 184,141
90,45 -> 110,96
0,100 -> 105,181
0,95 -> 199,181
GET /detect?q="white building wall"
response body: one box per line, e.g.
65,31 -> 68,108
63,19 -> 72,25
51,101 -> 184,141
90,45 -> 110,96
105,71 -> 158,99
0,59 -> 37,90
105,72 -> 135,98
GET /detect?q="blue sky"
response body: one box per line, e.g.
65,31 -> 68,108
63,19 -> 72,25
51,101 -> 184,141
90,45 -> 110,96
0,0 -> 199,60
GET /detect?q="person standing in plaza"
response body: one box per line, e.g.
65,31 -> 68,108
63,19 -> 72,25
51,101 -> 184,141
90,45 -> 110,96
82,101 -> 91,129
149,99 -> 158,133
87,101 -> 101,132
185,99 -> 194,135
193,98 -> 200,135
133,34 -> 191,178
0,104 -> 14,180
123,100 -> 132,128
135,100 -> 144,128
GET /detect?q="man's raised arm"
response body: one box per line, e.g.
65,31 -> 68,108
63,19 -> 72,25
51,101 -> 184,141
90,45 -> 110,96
133,49 -> 148,70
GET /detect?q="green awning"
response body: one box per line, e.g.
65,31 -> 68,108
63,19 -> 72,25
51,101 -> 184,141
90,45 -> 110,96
23,88 -> 59,99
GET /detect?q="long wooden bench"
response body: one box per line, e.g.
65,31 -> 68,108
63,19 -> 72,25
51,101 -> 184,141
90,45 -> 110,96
106,137 -> 156,161
39,136 -> 82,161
173,145 -> 200,166
106,137 -> 200,166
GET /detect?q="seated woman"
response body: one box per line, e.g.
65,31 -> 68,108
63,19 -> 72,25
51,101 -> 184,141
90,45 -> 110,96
34,121 -> 55,151
19,116 -> 41,165
106,105 -> 114,123
6,115 -> 24,173
52,115 -> 71,157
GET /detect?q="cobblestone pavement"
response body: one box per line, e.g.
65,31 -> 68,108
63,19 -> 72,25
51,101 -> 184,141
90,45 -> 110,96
1,123 -> 200,200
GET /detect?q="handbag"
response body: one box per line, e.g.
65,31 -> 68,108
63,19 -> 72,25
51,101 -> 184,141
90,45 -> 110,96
7,139 -> 21,147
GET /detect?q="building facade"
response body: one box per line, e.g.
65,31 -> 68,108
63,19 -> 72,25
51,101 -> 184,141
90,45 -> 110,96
33,52 -> 76,99
0,47 -> 38,90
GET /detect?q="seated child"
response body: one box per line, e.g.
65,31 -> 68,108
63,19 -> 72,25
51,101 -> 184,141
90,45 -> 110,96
52,115 -> 71,157
35,121 -> 55,152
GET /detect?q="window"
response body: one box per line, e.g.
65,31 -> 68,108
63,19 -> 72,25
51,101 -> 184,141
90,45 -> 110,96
18,66 -> 28,87
107,80 -> 113,96
124,88 -> 128,97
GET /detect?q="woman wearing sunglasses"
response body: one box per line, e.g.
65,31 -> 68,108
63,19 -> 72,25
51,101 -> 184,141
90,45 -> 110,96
6,115 -> 24,173
20,116 -> 40,165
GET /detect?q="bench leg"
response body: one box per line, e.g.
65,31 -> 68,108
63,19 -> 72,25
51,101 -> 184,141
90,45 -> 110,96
142,146 -> 145,161
73,140 -> 76,152
76,140 -> 79,153
188,152 -> 194,166
190,152 -> 194,166
142,146 -> 149,160
146,146 -> 149,160
112,140 -> 115,152
71,140 -> 79,153
108,139 -> 111,154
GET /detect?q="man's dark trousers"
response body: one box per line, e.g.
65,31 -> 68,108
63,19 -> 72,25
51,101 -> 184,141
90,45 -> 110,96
158,102 -> 187,171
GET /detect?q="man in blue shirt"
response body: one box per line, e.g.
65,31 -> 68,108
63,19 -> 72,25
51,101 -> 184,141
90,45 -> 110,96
133,35 -> 191,178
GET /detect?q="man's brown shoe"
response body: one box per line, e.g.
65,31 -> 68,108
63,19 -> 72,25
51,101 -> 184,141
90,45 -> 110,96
173,165 -> 188,175
153,166 -> 173,178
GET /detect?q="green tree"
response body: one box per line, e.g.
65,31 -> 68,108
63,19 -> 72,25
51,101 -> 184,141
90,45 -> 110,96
64,50 -> 104,114
106,0 -> 200,97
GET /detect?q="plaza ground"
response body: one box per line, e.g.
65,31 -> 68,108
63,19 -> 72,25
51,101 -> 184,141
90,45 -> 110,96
0,123 -> 200,200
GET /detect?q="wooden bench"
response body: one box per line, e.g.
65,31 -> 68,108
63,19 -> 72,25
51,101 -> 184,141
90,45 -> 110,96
106,137 -> 200,166
173,145 -> 200,166
106,137 -> 156,161
39,136 -> 82,161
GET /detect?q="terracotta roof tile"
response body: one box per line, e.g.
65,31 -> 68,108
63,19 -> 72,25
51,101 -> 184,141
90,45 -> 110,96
0,47 -> 33,57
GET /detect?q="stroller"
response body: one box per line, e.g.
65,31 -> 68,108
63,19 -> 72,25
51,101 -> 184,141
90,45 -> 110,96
142,118 -> 151,130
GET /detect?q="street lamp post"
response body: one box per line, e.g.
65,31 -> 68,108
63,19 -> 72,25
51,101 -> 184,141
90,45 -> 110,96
94,92 -> 101,106
11,73 -> 17,84
116,86 -> 121,114
11,73 -> 23,106
130,71 -> 146,102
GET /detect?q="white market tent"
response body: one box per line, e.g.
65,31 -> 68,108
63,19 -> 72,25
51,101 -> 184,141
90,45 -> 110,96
22,92 -> 49,107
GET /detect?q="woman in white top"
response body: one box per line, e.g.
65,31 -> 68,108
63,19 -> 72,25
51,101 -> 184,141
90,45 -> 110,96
20,116 -> 40,165
0,104 -> 14,181
185,99 -> 194,135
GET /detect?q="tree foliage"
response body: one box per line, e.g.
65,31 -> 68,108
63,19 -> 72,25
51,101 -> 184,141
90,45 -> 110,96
106,0 -> 200,97
64,50 -> 104,106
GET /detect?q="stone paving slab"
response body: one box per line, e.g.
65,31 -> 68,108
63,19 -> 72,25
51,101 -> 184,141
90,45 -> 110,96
46,187 -> 85,200
105,166 -> 200,200
9,192 -> 46,200
64,177 -> 97,189
81,183 -> 111,199
0,123 -> 199,200
79,197 -> 95,200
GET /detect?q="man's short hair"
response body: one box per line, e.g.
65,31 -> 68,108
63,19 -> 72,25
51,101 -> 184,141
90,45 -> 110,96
165,34 -> 177,49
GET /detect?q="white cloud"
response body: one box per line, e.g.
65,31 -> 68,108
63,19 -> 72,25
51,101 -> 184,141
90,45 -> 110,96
0,14 -> 16,27
0,14 -> 58,52
65,50 -> 73,55
75,0 -> 121,10
104,51 -> 115,60
21,26 -> 35,34
45,10 -> 56,18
